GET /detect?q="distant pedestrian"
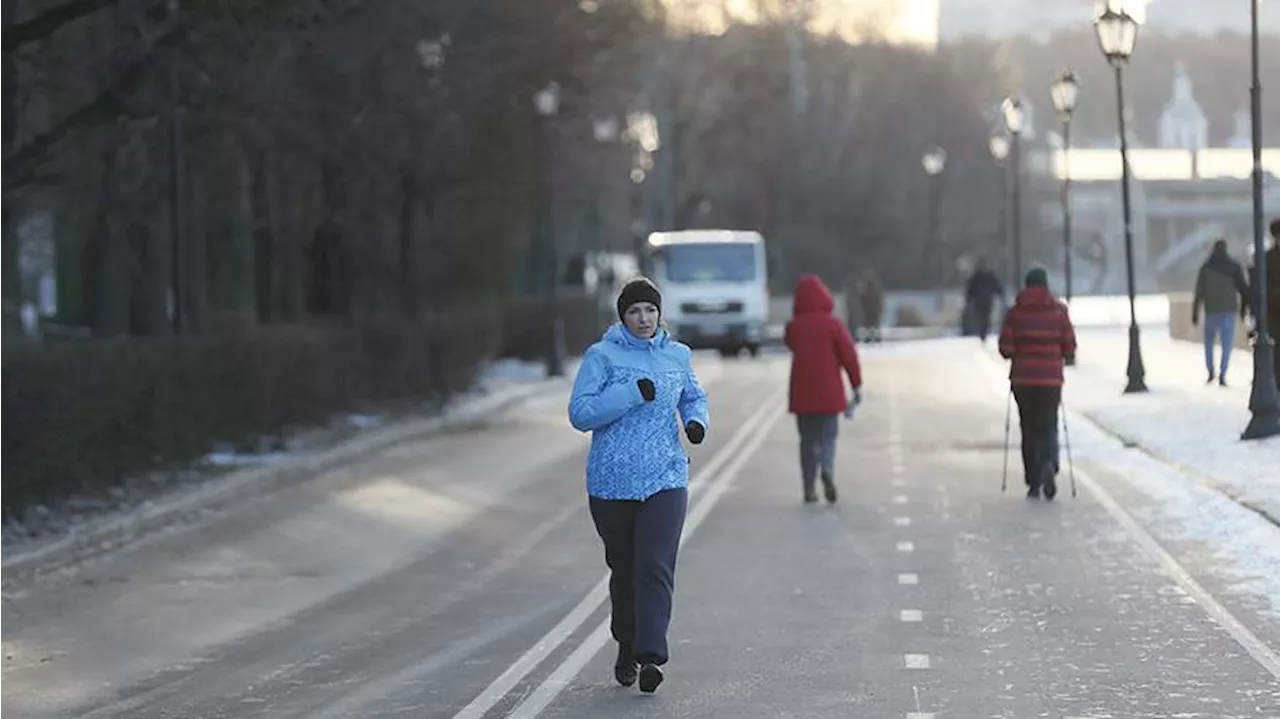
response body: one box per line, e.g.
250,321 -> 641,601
568,277 -> 710,694
1191,238 -> 1249,386
860,270 -> 885,344
964,259 -> 1006,343
785,274 -> 863,505
998,266 -> 1077,500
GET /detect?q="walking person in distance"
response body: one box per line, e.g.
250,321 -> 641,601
785,274 -> 863,505
568,277 -> 710,693
998,267 -> 1077,500
1192,238 -> 1250,386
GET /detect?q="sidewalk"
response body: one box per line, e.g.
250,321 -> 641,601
1064,326 -> 1280,523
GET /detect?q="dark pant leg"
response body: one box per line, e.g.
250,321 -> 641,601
1014,386 -> 1061,484
796,415 -> 821,491
589,497 -> 639,650
975,304 -> 992,342
632,488 -> 688,666
1271,320 -> 1280,388
816,414 -> 839,476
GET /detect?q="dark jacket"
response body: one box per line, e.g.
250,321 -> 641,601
785,275 -> 862,414
998,287 -> 1078,387
1193,246 -> 1249,319
965,269 -> 1004,309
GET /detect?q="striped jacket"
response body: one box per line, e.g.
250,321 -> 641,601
998,287 -> 1077,387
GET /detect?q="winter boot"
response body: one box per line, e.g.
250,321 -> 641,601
1041,463 -> 1058,501
820,470 -> 838,504
614,644 -> 638,687
638,663 -> 664,693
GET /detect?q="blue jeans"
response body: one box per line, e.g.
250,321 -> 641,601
1203,313 -> 1235,378
796,414 -> 839,490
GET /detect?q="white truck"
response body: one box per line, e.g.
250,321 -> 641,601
644,230 -> 770,357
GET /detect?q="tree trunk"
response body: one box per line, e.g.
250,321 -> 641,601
251,146 -> 274,323
398,165 -> 417,319
0,0 -> 18,335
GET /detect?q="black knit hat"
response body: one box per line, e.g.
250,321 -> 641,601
616,277 -> 662,320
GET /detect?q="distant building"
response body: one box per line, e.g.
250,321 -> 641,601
1158,64 -> 1207,151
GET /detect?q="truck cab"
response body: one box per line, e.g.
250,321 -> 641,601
644,230 -> 769,357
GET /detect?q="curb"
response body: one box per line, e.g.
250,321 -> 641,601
1,380 -> 564,582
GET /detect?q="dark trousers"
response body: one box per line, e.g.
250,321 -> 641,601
973,303 -> 993,342
589,487 -> 687,666
1013,385 -> 1061,486
795,413 -> 839,492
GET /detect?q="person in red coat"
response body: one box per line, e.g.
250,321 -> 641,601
784,274 -> 863,504
998,266 -> 1077,500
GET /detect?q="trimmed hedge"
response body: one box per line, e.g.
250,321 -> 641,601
2,308 -> 499,516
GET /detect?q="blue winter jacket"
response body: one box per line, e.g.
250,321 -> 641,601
568,323 -> 710,500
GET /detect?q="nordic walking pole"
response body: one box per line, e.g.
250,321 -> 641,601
1001,389 -> 1012,493
1061,400 -> 1077,498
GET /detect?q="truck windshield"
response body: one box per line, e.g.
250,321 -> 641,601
658,243 -> 757,283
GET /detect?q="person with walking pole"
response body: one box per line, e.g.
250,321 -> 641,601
568,277 -> 710,693
998,267 -> 1078,500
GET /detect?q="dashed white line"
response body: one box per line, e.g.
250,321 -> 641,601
896,541 -> 915,552
891,478 -> 907,487
904,654 -> 930,669
892,494 -> 908,504
898,573 -> 919,585
893,516 -> 911,527
900,609 -> 923,622
906,714 -> 935,719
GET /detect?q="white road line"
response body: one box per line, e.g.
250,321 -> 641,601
893,516 -> 911,527
496,396 -> 788,719
904,654 -> 930,669
898,573 -> 919,585
892,494 -> 908,504
451,390 -> 786,719
896,541 -> 915,552
1078,467 -> 1280,681
906,714 -> 935,719
900,610 -> 923,622
891,477 -> 906,487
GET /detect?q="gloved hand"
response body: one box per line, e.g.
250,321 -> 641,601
636,378 -> 656,402
852,387 -> 863,405
685,421 -> 705,444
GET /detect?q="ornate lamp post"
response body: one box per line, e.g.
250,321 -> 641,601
1050,69 -> 1079,302
1001,97 -> 1026,290
922,146 -> 948,285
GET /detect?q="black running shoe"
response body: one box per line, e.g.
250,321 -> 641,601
821,471 -> 837,504
614,645 -> 637,687
638,663 -> 664,693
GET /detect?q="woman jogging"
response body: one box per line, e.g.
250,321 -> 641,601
568,277 -> 710,693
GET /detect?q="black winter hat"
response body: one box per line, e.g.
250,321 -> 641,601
616,277 -> 662,320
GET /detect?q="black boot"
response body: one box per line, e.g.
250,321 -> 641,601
803,476 -> 818,504
821,470 -> 837,504
638,663 -> 664,693
1041,463 -> 1058,501
614,644 -> 638,687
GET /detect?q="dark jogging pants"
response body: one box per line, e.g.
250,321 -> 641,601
589,487 -> 687,666
1013,385 -> 1061,486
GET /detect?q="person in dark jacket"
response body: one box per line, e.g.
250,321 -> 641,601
785,275 -> 863,504
568,277 -> 710,693
998,267 -> 1077,500
964,260 -> 1006,343
860,270 -> 885,344
1192,239 -> 1250,386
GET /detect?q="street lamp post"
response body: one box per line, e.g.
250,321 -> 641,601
534,82 -> 564,377
1050,69 -> 1079,303
1095,5 -> 1147,394
922,146 -> 947,286
1243,0 -> 1280,439
989,134 -> 1011,290
589,115 -> 619,333
1001,98 -> 1026,291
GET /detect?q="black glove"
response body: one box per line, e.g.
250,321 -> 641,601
636,378 -> 655,402
685,421 -> 705,444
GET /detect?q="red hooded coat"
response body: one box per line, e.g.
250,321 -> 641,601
785,275 -> 863,414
